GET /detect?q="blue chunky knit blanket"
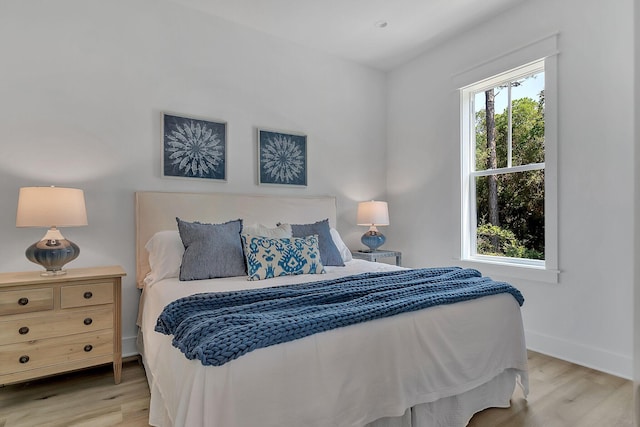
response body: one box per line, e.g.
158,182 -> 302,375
155,267 -> 524,366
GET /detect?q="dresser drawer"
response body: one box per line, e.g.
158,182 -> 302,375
0,288 -> 53,316
0,330 -> 114,376
61,282 -> 114,308
0,308 -> 113,345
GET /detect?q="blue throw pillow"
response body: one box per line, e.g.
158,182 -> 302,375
289,219 -> 345,267
176,217 -> 246,280
242,234 -> 325,281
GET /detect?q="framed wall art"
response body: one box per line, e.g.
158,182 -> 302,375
258,128 -> 307,186
162,112 -> 227,181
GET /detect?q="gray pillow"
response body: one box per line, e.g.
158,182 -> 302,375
176,217 -> 246,280
289,219 -> 345,266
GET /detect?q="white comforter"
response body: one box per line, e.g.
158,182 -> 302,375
140,260 -> 528,427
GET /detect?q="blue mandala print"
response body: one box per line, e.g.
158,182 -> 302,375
163,114 -> 226,180
259,130 -> 306,185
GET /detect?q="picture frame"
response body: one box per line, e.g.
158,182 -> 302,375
162,112 -> 227,181
258,128 -> 307,186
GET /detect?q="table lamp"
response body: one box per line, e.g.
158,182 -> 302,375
357,200 -> 389,252
16,186 -> 88,276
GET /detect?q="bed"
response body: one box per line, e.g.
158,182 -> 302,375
135,191 -> 528,427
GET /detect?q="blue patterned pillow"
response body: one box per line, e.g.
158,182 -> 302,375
241,234 -> 326,281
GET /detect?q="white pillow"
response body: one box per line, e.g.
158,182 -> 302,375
242,223 -> 292,238
330,228 -> 352,262
144,230 -> 184,286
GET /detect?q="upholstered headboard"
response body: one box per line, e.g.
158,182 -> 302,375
135,191 -> 337,288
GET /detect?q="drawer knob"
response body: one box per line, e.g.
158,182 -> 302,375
18,297 -> 29,306
83,318 -> 93,326
84,344 -> 93,352
18,326 -> 30,335
83,291 -> 93,299
19,355 -> 30,364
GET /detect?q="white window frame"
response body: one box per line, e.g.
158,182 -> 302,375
455,34 -> 559,283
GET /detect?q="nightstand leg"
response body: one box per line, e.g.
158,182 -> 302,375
396,254 -> 402,266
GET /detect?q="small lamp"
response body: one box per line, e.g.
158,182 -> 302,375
357,200 -> 389,252
16,186 -> 88,276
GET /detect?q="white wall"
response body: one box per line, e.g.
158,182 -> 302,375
387,0 -> 635,378
634,0 -> 639,421
0,0 -> 388,355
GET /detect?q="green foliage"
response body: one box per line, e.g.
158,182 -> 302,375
494,97 -> 545,167
477,224 -> 544,260
474,83 -> 545,259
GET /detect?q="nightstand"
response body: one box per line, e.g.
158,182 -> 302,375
0,266 -> 126,386
352,250 -> 402,266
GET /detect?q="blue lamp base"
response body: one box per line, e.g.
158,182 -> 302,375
361,230 -> 386,252
25,237 -> 80,276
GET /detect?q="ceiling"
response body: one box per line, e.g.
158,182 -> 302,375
168,0 -> 526,70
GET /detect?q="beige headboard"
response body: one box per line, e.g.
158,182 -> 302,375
135,191 -> 337,288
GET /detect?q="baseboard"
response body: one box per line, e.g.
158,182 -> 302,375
122,335 -> 139,358
525,330 -> 632,380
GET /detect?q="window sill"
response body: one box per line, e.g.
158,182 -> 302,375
455,257 -> 559,284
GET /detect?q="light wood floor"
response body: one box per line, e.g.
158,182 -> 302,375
0,351 -> 633,426
469,351 -> 633,427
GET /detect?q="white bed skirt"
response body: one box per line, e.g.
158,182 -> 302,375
138,337 -> 519,427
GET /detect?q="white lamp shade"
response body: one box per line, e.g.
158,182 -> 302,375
357,201 -> 389,226
16,187 -> 88,228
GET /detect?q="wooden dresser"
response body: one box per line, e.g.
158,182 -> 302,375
0,266 -> 126,385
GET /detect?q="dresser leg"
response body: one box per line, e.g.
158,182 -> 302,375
113,355 -> 122,384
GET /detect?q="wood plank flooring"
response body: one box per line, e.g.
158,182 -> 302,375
469,351 -> 633,426
0,358 -> 150,427
0,351 -> 633,426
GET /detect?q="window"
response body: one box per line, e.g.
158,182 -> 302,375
457,34 -> 558,281
461,57 -> 558,276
